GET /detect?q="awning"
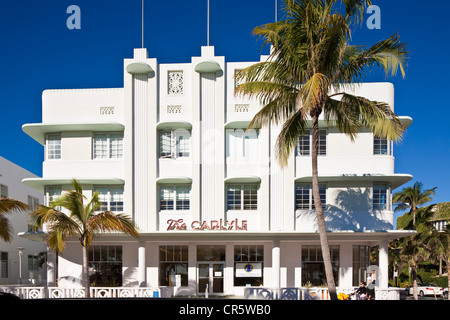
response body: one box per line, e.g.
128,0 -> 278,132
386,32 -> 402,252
194,60 -> 222,73
156,177 -> 192,184
224,176 -> 261,184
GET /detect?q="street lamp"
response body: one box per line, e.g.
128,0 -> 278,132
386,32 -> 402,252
17,247 -> 24,284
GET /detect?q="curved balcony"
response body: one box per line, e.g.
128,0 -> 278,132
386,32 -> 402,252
22,122 -> 124,145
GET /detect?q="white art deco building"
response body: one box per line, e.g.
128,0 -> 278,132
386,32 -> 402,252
22,45 -> 414,297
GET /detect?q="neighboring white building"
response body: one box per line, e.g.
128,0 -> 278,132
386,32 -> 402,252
22,46 -> 414,297
0,156 -> 45,285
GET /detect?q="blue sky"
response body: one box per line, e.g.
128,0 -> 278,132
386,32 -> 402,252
0,0 -> 448,224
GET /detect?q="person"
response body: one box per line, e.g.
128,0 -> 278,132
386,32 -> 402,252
355,281 -> 368,300
366,274 -> 376,300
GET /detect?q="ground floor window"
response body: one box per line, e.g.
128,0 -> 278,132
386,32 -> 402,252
88,246 -> 122,286
352,245 -> 370,286
1,252 -> 7,278
159,245 -> 188,287
301,245 -> 339,286
234,245 -> 264,286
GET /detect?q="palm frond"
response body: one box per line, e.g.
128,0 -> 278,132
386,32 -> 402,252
339,33 -> 409,84
341,0 -> 372,25
0,198 -> 29,214
30,204 -> 82,252
275,107 -> 309,166
326,92 -> 405,141
299,72 -> 329,113
0,214 -> 14,242
51,179 -> 88,225
88,211 -> 139,237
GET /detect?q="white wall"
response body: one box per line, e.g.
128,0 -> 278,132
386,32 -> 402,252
42,88 -> 124,123
0,156 -> 46,285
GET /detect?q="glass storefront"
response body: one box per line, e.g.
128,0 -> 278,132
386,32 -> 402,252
159,245 -> 188,287
197,246 -> 225,294
234,245 -> 264,286
352,245 -> 370,286
88,245 -> 122,286
301,245 -> 339,286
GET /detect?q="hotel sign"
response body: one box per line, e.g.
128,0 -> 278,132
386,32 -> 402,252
235,263 -> 262,277
167,218 -> 248,231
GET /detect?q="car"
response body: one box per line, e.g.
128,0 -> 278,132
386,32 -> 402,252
405,283 -> 444,297
0,291 -> 20,300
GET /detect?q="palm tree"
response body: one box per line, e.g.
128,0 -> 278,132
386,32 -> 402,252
235,0 -> 408,299
29,179 -> 139,298
0,197 -> 29,242
428,226 -> 449,300
392,232 -> 430,300
393,181 -> 436,226
422,203 -> 449,300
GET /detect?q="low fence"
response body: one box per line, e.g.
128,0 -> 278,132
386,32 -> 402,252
0,286 -> 160,299
0,285 -> 401,300
244,287 -> 402,300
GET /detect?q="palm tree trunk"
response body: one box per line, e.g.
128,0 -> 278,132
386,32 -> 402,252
447,257 -> 450,301
311,115 -> 337,300
412,265 -> 418,300
82,245 -> 90,298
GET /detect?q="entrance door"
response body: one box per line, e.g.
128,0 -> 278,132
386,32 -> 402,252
197,263 -> 224,294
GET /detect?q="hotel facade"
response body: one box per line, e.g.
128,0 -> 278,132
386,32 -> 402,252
22,46 -> 414,298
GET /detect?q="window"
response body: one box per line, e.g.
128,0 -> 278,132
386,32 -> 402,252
168,71 -> 184,95
46,134 -> 61,159
93,133 -> 123,159
234,245 -> 264,286
297,130 -> 310,156
226,129 -> 258,160
94,186 -> 124,212
28,255 -> 39,271
45,186 -> 61,207
226,184 -> 258,211
88,246 -> 122,286
234,69 -> 243,88
373,136 -> 392,155
159,129 -> 190,158
434,220 -> 448,232
318,130 -> 327,155
159,185 -> 190,211
159,245 -> 188,286
352,246 -> 370,286
1,252 -> 7,278
296,130 -> 326,156
0,184 -> 7,198
295,184 -> 327,210
27,195 -> 39,210
373,184 -> 388,210
27,195 -> 40,231
302,245 -> 339,286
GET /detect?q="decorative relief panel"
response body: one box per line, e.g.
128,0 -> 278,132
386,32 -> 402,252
168,71 -> 184,95
100,107 -> 114,115
167,105 -> 182,113
235,104 -> 249,112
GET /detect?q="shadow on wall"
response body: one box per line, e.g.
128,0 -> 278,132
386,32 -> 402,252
296,188 -> 393,231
